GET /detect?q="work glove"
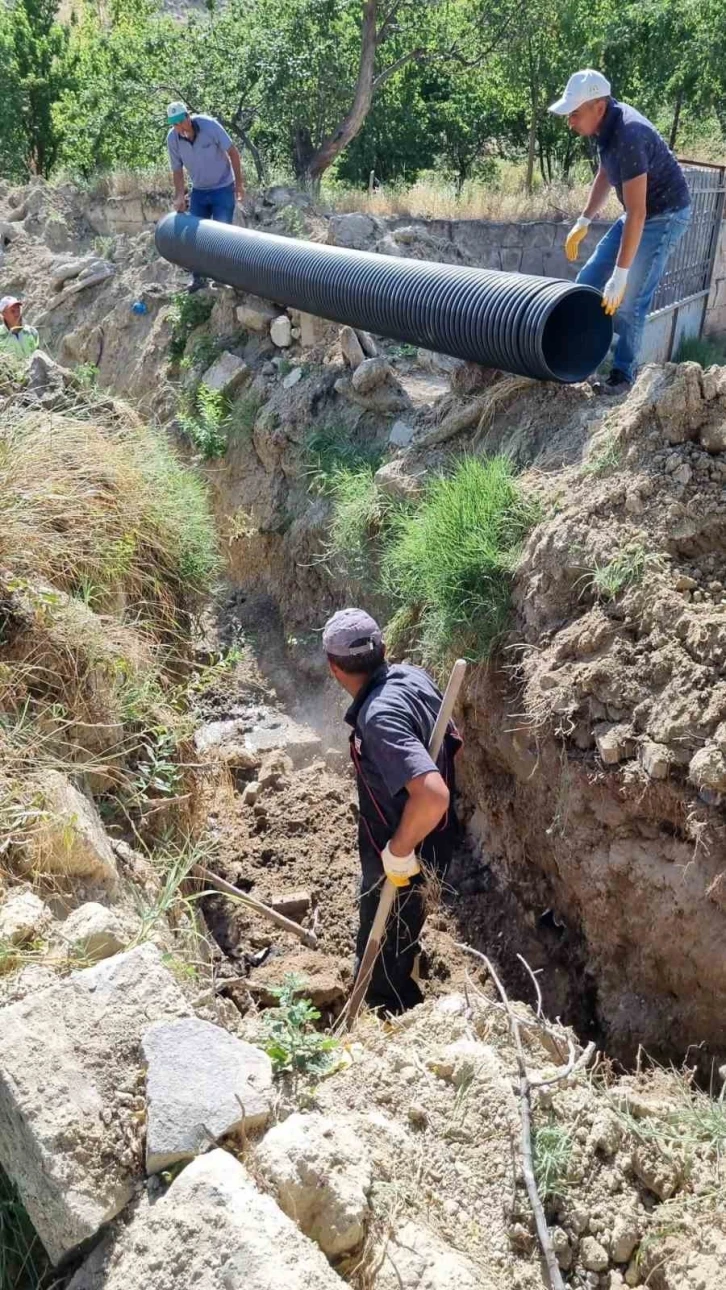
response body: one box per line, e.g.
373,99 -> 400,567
602,266 -> 629,316
565,215 -> 591,263
381,843 -> 420,888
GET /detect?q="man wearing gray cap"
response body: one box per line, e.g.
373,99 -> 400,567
323,607 -> 461,1014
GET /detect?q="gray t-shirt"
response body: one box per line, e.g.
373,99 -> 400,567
167,115 -> 234,191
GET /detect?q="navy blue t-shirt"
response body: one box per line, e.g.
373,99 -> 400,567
597,99 -> 690,217
345,662 -> 458,842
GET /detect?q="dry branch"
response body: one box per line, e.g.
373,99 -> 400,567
457,943 -> 595,1290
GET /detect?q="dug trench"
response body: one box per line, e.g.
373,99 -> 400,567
193,349 -> 726,1083
193,590 -> 602,1051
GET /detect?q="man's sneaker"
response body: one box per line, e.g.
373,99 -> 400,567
591,370 -> 632,396
187,275 -> 208,294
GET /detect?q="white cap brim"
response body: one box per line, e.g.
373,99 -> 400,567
548,95 -> 574,116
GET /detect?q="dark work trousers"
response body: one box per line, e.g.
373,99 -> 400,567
354,732 -> 460,1015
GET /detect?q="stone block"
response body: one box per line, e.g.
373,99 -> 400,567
0,943 -> 190,1263
67,1150 -> 343,1290
21,770 -> 118,887
236,297 -> 278,332
689,743 -> 726,792
257,1113 -> 372,1256
340,325 -> 365,369
500,247 -> 523,273
356,328 -> 377,357
60,902 -> 126,962
328,213 -> 379,249
201,351 -> 250,396
297,312 -> 331,348
521,221 -> 557,250
352,356 -> 393,394
270,314 -> 293,348
143,1017 -> 272,1174
283,365 -> 302,389
639,740 -> 672,780
520,249 -> 545,276
375,458 -> 424,501
0,890 -> 52,946
543,249 -> 574,281
374,1221 -> 485,1290
389,419 -> 415,448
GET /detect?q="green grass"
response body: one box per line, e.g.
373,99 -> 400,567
532,1120 -> 573,1204
178,384 -> 231,459
227,389 -> 263,441
582,431 -> 621,477
132,427 -> 221,589
0,1167 -> 50,1290
305,421 -> 385,484
381,456 -> 538,669
324,465 -> 396,587
675,334 -> 726,368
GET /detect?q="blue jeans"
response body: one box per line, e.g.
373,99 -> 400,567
577,208 -> 691,383
189,182 -> 236,223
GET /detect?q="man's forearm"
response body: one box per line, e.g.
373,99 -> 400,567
172,169 -> 185,199
229,146 -> 245,194
617,209 -> 646,268
583,167 -> 612,219
389,773 -> 450,856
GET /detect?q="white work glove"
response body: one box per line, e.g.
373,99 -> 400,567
381,843 -> 420,889
565,215 -> 591,262
602,265 -> 629,316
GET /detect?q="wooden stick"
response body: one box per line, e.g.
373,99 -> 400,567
343,659 -> 467,1029
458,944 -> 595,1290
191,864 -> 318,949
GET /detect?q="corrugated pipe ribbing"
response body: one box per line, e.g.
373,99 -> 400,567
155,214 -> 612,384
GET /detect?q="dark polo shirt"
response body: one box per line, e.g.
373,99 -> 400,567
597,99 -> 690,217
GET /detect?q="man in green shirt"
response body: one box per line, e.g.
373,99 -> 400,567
0,297 -> 39,361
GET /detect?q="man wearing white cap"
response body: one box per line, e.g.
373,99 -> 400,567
166,102 -> 246,292
323,607 -> 462,1015
550,70 -> 691,393
0,297 -> 39,361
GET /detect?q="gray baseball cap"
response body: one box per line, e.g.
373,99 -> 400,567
322,608 -> 383,658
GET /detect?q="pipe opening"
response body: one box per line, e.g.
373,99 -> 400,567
541,287 -> 612,383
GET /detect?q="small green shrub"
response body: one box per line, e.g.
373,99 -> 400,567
168,292 -> 215,362
305,422 -> 385,485
129,427 -> 221,592
73,361 -> 99,390
178,384 -> 230,459
382,456 -> 537,668
261,973 -> 338,1078
532,1120 -> 573,1203
675,334 -> 726,368
227,390 -> 263,440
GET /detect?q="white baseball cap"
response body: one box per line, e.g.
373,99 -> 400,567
0,295 -> 20,313
549,70 -> 611,116
167,101 -> 189,125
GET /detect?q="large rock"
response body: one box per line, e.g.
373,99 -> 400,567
375,458 -> 424,501
328,212 -> 379,249
21,770 -> 118,886
0,889 -> 52,946
143,1017 -> 273,1174
201,351 -> 250,396
60,902 -> 126,962
339,325 -> 365,369
270,315 -> 292,348
374,1221 -> 490,1290
352,356 -> 393,394
236,296 -> 278,332
257,1113 -> 372,1256
68,1150 -> 344,1290
0,943 -> 190,1264
689,743 -> 726,792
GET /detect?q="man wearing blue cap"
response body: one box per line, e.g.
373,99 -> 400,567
549,70 -> 691,394
323,607 -> 461,1014
166,102 -> 246,292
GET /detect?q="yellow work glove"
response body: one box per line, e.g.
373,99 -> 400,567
602,266 -> 629,316
565,215 -> 591,263
381,843 -> 420,889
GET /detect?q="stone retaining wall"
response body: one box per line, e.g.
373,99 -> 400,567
384,214 -> 609,282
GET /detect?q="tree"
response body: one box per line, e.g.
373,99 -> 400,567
0,0 -> 73,177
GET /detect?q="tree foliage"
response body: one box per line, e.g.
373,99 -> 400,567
0,0 -> 723,189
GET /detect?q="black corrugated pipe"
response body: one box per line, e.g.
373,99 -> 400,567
155,214 -> 612,384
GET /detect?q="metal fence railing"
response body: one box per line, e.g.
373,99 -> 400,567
651,161 -> 726,314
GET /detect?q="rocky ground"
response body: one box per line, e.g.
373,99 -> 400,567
1,174 -> 726,1290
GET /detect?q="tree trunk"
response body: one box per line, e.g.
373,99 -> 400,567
669,90 -> 683,151
525,49 -> 538,195
306,0 -> 379,185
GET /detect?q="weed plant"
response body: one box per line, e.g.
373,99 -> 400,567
305,421 -> 385,485
0,1166 -> 50,1290
381,456 -> 538,668
532,1119 -> 573,1204
261,973 -> 338,1080
168,292 -> 215,362
178,384 -> 231,459
324,465 -> 396,587
586,543 -> 661,601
